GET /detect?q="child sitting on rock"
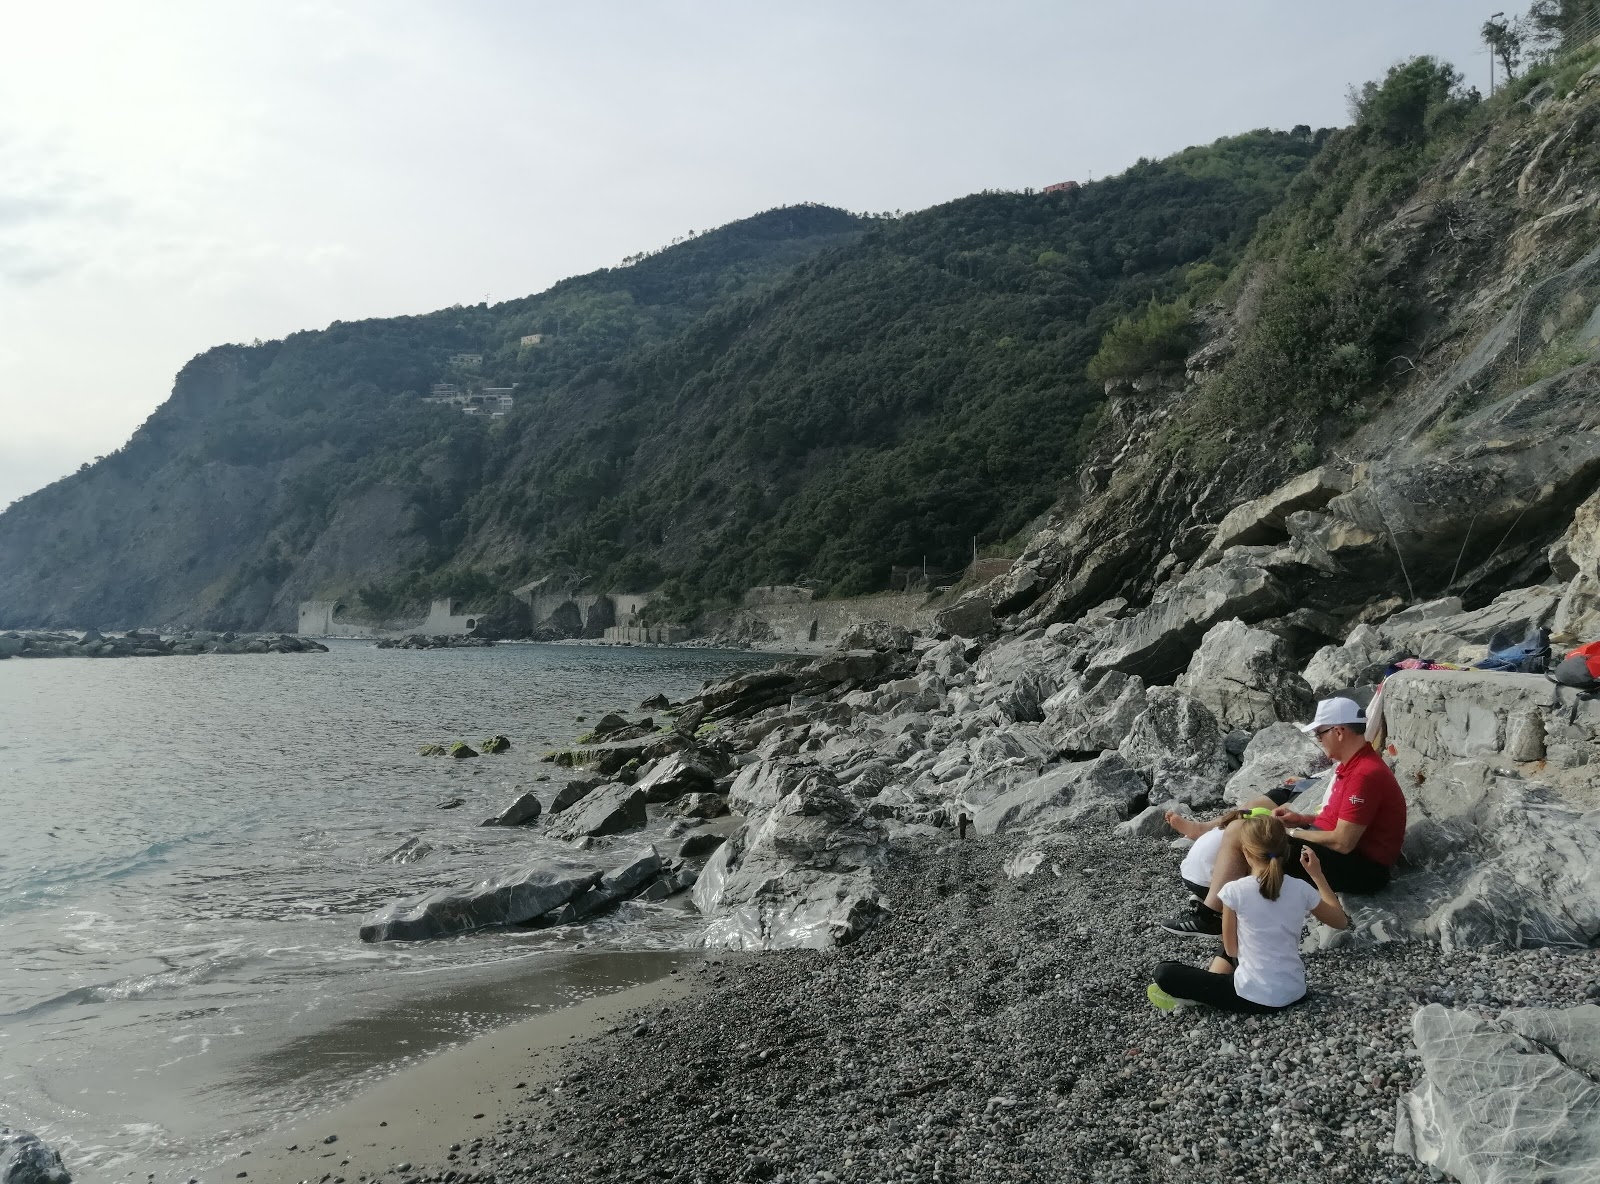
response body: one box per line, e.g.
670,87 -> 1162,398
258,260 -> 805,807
1148,815 -> 1348,1014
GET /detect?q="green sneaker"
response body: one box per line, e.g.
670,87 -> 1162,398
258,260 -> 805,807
1147,983 -> 1180,1012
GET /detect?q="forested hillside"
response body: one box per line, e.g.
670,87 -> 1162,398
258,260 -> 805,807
0,130 -> 1321,630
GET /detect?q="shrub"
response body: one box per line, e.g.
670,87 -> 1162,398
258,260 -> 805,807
1085,299 -> 1198,384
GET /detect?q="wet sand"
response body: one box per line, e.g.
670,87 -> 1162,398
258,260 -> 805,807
229,965 -> 695,1184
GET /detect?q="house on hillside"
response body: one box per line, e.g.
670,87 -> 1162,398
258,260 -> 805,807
520,333 -> 544,346
1043,180 -> 1080,194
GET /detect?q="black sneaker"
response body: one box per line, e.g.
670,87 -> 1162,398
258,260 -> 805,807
1160,904 -> 1223,939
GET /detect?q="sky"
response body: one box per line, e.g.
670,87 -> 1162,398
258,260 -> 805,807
0,0 -> 1489,509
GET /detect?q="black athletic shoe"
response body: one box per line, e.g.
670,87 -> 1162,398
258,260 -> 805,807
1159,904 -> 1223,939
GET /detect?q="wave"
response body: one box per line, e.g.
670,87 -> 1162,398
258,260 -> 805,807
0,833 -> 209,915
0,946 -> 255,1020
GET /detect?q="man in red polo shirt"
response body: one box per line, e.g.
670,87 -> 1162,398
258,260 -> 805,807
1161,696 -> 1406,939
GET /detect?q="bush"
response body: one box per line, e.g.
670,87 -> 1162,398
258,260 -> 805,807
1085,298 -> 1198,384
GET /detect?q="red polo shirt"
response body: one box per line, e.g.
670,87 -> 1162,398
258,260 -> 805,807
1312,743 -> 1407,867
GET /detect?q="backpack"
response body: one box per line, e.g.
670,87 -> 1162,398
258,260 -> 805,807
1550,641 -> 1600,692
1477,626 -> 1552,675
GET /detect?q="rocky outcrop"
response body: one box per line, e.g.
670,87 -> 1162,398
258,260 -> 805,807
0,1129 -> 71,1184
932,597 -> 996,640
632,752 -> 718,803
1175,618 -> 1313,730
1116,686 -> 1233,806
1196,465 -> 1351,563
1395,1003 -> 1600,1184
1551,486 -> 1600,643
480,790 -> 543,827
358,861 -> 602,942
1085,554 -> 1289,683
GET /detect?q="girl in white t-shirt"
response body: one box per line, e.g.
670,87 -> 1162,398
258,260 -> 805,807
1148,815 -> 1348,1014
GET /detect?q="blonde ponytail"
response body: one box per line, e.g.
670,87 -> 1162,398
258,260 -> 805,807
1239,814 -> 1291,902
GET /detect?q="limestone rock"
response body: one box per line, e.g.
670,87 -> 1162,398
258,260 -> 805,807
1551,486 -> 1600,643
835,620 -> 913,652
549,846 -> 664,924
1176,618 -> 1314,730
933,596 -> 996,640
1395,1004 -> 1600,1184
1224,723 -> 1327,805
1086,554 -> 1289,683
693,770 -> 889,950
677,829 -> 727,860
969,753 -> 1148,834
1198,465 -> 1351,563
1301,623 -> 1386,696
1113,800 -> 1181,839
0,1128 -> 70,1184
632,752 -> 717,803
358,861 -> 602,941
1042,670 -> 1147,754
480,790 -> 543,827
545,783 -> 648,840
1117,686 -> 1233,806
1381,587 -> 1560,665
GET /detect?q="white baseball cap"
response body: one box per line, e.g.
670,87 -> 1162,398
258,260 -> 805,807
1297,696 -> 1367,734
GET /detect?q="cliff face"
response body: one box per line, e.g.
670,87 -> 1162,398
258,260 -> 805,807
978,58 -> 1600,650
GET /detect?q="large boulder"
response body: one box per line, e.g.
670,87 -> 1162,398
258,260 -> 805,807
358,861 -> 601,941
968,753 -> 1148,834
933,596 -> 996,640
1395,1004 -> 1600,1184
550,846 -> 664,923
545,783 -> 648,840
1176,618 -> 1314,731
835,620 -> 913,652
1301,623 -> 1387,697
1380,588 -> 1560,666
549,777 -> 601,814
1042,670 -> 1148,754
0,1129 -> 70,1184
632,751 -> 717,803
693,769 -> 889,950
1551,486 -> 1600,643
1116,686 -> 1234,806
1085,553 -> 1290,683
1223,723 -> 1326,804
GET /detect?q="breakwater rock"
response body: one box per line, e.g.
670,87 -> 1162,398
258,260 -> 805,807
0,1127 -> 71,1184
0,629 -> 326,658
375,634 -> 495,650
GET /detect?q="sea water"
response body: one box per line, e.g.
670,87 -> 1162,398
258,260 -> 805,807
0,641 -> 774,1179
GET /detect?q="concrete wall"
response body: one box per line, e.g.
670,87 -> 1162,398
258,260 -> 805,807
297,599 -> 375,638
421,598 -> 482,635
731,591 -> 936,647
604,624 -> 689,644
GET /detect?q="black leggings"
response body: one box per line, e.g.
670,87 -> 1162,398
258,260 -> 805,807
1153,961 -> 1303,1015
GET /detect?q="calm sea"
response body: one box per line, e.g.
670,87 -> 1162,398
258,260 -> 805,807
0,641 -> 774,1180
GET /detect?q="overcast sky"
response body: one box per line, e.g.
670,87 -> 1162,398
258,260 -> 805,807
0,0 -> 1488,509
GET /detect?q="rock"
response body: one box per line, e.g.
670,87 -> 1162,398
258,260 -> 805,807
0,1129 -> 70,1184
1116,686 -> 1233,806
632,752 -> 717,803
918,638 -> 971,682
933,597 -> 996,640
808,648 -> 895,684
673,792 -> 729,820
546,783 -> 648,840
1113,800 -> 1181,839
640,692 -> 671,711
693,770 -> 889,950
1198,465 -> 1351,563
1551,486 -> 1600,643
1301,623 -> 1387,696
549,778 -> 602,814
448,741 -> 479,759
1042,670 -> 1148,754
1085,553 -> 1290,683
383,837 -> 433,864
1175,618 -> 1314,731
968,753 -> 1148,834
481,790 -> 543,827
550,847 -> 664,923
1381,587 -> 1561,665
358,861 -> 602,941
435,797 -> 465,810
479,735 -> 511,754
418,743 -> 447,756
1223,723 -> 1326,804
835,621 -> 913,652
677,829 -> 728,860
1395,1004 -> 1600,1184
591,712 -> 631,737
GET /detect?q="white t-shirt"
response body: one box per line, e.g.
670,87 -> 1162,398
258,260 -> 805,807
1217,874 -> 1323,1007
